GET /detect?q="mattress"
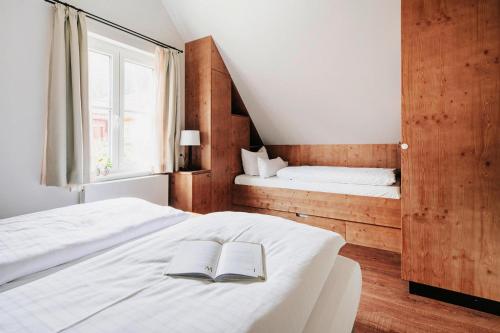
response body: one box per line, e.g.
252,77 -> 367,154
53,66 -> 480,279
0,254 -> 361,333
0,212 -> 347,333
235,174 -> 401,199
277,166 -> 396,186
0,198 -> 189,285
0,213 -> 200,294
304,256 -> 362,333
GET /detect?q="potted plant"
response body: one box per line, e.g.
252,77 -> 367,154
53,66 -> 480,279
96,157 -> 112,176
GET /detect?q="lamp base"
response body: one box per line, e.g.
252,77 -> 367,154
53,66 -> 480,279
181,146 -> 194,171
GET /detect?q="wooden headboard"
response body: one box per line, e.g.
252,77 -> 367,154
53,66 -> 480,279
266,144 -> 400,169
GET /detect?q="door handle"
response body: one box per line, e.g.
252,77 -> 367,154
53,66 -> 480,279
401,143 -> 409,150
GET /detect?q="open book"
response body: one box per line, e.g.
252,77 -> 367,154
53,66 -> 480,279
166,240 -> 266,282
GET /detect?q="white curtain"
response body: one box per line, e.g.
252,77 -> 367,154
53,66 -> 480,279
154,47 -> 181,173
42,4 -> 90,188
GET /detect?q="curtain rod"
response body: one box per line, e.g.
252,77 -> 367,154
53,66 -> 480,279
43,0 -> 183,53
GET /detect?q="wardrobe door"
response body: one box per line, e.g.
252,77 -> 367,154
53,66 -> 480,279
210,69 -> 232,211
401,0 -> 499,301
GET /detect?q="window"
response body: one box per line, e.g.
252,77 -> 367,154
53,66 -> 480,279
88,34 -> 156,180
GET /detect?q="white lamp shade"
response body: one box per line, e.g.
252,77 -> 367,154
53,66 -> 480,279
180,130 -> 200,146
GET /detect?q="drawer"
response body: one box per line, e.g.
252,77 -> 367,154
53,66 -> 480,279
346,222 -> 401,253
290,213 -> 346,238
232,205 -> 346,238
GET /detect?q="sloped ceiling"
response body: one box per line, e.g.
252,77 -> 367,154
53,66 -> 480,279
162,0 -> 401,144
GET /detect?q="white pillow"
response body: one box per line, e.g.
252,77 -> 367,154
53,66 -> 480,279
241,147 -> 269,176
257,157 -> 288,178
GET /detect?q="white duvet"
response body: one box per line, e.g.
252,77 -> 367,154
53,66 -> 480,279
234,174 -> 401,199
0,198 -> 188,285
0,212 -> 345,333
277,166 -> 396,186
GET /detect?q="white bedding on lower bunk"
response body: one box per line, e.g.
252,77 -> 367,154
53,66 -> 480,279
0,212 -> 347,333
0,198 -> 189,285
277,166 -> 396,186
235,174 -> 401,199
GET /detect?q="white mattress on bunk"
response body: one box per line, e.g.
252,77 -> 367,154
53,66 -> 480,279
277,166 -> 396,186
234,174 -> 401,199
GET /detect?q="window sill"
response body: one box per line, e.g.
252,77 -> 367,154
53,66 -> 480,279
93,170 -> 156,183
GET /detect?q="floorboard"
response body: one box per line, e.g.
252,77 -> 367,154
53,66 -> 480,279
339,244 -> 500,333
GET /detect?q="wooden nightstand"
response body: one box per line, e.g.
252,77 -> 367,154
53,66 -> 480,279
170,170 -> 212,214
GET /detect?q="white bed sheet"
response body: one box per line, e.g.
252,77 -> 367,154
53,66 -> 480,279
0,253 -> 361,333
277,166 -> 396,186
0,212 -> 346,333
304,256 -> 362,333
235,174 -> 401,199
0,212 -> 201,293
0,198 -> 189,285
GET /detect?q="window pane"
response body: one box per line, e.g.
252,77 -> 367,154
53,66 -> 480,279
91,109 -> 112,173
124,61 -> 154,112
122,111 -> 154,171
89,51 -> 111,108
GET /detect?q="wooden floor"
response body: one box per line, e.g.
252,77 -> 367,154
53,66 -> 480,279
339,244 -> 500,333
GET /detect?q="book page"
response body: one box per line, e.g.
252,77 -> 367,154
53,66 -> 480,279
166,240 -> 221,279
216,242 -> 264,280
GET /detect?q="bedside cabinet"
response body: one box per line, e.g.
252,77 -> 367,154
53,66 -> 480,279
170,170 -> 212,214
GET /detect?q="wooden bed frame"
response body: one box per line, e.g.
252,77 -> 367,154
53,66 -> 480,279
231,144 -> 402,253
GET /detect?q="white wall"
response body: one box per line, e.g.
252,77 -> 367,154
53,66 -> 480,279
163,0 -> 401,144
0,0 -> 184,218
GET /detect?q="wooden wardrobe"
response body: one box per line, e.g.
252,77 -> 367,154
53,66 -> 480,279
401,0 -> 499,302
184,36 -> 253,212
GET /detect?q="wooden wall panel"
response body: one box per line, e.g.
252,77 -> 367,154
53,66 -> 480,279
231,115 -> 250,175
266,145 -> 302,165
299,145 -> 348,166
210,70 -> 232,211
233,184 -> 401,228
347,144 -> 400,168
402,0 -> 500,301
231,82 -> 263,146
267,144 -> 400,169
232,185 -> 295,213
210,39 -> 229,75
185,37 -> 212,170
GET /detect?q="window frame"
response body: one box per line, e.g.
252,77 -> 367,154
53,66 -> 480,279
88,34 -> 156,182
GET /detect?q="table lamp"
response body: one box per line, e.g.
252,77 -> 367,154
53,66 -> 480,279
180,130 -> 200,171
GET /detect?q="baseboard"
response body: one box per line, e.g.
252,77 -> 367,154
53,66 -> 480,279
409,281 -> 499,316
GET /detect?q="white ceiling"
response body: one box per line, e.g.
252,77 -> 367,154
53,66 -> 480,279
162,0 -> 401,144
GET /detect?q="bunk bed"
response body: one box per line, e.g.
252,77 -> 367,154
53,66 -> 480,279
232,145 -> 402,253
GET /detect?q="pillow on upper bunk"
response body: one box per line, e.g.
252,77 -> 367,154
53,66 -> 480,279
257,157 -> 288,178
241,147 -> 269,176
276,166 -> 397,186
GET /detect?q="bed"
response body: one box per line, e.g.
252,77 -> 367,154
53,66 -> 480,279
0,198 -> 361,333
235,174 -> 400,199
232,165 -> 402,253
